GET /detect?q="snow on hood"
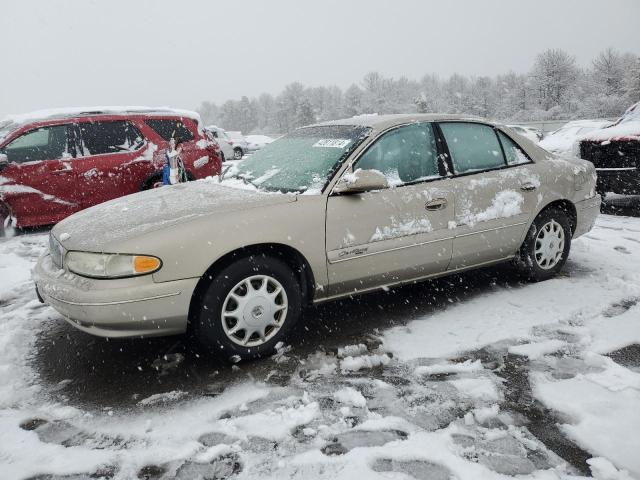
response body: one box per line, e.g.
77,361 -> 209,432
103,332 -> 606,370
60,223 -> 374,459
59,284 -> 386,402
539,120 -> 612,155
582,121 -> 640,142
53,179 -> 292,251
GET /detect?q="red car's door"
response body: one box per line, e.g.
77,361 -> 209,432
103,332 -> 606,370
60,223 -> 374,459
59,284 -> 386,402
0,124 -> 79,227
72,120 -> 154,208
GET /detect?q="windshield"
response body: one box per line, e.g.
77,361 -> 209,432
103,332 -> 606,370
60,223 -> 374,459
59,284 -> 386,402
230,125 -> 370,193
619,102 -> 640,124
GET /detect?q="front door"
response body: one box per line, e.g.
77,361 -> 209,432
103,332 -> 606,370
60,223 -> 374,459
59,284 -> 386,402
325,122 -> 455,296
438,122 -> 540,269
0,124 -> 79,226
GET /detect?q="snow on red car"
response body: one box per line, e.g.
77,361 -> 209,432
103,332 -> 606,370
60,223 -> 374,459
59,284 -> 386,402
0,107 -> 222,231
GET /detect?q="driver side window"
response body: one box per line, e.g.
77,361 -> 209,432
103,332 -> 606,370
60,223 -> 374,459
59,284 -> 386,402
355,123 -> 440,187
4,125 -> 68,164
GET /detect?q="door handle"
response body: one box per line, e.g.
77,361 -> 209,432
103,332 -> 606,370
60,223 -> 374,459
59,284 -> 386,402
425,198 -> 448,211
51,169 -> 72,174
520,183 -> 537,191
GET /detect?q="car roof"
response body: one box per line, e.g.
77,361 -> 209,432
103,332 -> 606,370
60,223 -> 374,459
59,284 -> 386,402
2,106 -> 201,127
311,113 -> 489,132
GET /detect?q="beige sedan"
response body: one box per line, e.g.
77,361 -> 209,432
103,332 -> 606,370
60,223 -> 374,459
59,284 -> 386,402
35,114 -> 601,360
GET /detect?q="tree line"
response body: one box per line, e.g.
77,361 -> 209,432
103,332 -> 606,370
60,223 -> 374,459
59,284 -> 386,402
197,48 -> 640,134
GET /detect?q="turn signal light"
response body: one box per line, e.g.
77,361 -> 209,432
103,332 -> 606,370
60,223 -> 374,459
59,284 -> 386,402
134,256 -> 162,274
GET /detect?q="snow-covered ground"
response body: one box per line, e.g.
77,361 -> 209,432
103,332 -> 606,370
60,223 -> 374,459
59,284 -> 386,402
1,214 -> 640,479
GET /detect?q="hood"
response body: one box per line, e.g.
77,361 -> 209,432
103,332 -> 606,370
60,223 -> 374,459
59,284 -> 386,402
581,121 -> 640,143
53,179 -> 295,251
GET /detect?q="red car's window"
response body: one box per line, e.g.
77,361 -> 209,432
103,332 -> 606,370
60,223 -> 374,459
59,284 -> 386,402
145,119 -> 195,142
76,121 -> 144,156
2,125 -> 68,163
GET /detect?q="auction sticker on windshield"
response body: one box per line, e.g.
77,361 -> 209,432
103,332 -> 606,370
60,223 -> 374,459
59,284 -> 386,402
313,139 -> 352,148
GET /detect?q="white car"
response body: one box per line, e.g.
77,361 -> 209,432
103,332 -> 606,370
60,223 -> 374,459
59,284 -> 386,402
226,131 -> 250,159
245,134 -> 275,152
540,120 -> 613,156
507,125 -> 544,144
205,125 -> 236,161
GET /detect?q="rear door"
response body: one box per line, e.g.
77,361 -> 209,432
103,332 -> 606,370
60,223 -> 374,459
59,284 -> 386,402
325,122 -> 455,296
73,120 -> 150,207
438,122 -> 539,269
0,124 -> 79,226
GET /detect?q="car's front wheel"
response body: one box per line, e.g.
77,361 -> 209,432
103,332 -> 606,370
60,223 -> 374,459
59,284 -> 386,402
233,147 -> 243,160
516,207 -> 572,281
192,255 -> 302,361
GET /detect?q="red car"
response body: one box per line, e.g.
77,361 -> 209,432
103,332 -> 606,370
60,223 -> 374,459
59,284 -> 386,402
0,107 -> 222,231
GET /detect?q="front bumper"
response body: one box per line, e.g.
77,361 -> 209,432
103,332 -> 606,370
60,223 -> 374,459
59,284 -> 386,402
573,195 -> 601,238
34,254 -> 198,338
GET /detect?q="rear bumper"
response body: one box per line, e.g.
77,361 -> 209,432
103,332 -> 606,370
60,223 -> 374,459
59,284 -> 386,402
573,195 -> 601,238
34,254 -> 198,338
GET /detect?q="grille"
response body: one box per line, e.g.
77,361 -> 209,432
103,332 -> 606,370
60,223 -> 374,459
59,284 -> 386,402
579,140 -> 639,169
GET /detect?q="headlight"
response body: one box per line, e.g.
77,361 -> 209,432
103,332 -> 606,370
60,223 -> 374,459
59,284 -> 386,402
49,234 -> 64,269
65,251 -> 162,279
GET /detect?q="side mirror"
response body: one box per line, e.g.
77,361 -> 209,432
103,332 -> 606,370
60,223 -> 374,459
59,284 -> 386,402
0,153 -> 8,170
333,168 -> 388,194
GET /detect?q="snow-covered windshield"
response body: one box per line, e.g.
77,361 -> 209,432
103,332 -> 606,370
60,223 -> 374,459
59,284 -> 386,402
0,120 -> 19,143
619,102 -> 640,124
230,125 -> 370,193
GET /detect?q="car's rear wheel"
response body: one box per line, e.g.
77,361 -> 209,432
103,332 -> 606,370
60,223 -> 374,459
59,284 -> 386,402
516,207 -> 572,281
192,255 -> 302,361
233,147 -> 243,160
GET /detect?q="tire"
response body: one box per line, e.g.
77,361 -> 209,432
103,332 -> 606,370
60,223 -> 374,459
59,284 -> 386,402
141,171 -> 195,190
233,147 -> 243,160
141,172 -> 163,190
192,255 -> 302,361
220,151 -> 226,163
516,207 -> 572,281
0,202 -> 9,238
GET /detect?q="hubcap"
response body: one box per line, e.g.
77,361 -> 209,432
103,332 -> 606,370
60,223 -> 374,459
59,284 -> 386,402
221,275 -> 288,347
534,219 -> 565,270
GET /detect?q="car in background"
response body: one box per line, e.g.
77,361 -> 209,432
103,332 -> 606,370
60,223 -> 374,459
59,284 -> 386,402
579,102 -> 640,196
245,134 -> 275,153
226,131 -> 249,159
507,125 -> 544,143
205,125 -> 235,162
35,114 -> 599,361
0,107 -> 221,232
540,119 -> 612,156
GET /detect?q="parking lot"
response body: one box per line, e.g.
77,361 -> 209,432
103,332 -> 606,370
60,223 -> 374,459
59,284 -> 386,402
1,203 -> 638,479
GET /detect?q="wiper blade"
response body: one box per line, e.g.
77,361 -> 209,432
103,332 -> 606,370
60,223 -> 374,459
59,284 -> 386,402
218,164 -> 232,183
238,173 -> 260,189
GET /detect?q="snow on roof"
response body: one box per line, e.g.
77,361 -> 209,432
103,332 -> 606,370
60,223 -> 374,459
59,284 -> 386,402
2,106 -> 202,126
312,113 -> 484,130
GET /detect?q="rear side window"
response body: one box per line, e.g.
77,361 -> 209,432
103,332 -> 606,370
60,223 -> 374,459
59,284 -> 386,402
77,121 -> 144,156
356,123 -> 440,186
3,125 -> 68,163
498,131 -> 531,166
440,122 -> 505,173
145,119 -> 194,142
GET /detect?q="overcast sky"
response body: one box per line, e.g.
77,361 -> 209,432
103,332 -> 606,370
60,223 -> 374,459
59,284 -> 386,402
1,0 -> 639,117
